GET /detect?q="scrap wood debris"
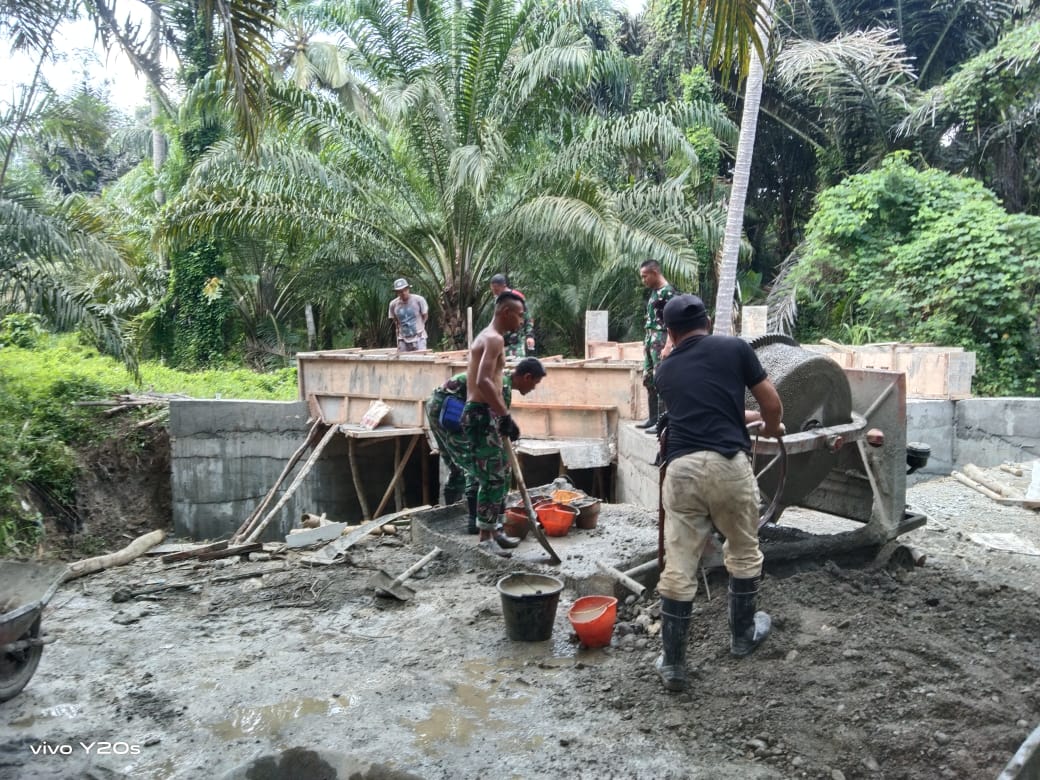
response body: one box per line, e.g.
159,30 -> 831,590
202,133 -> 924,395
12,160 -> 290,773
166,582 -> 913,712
951,463 -> 1040,510
75,392 -> 189,418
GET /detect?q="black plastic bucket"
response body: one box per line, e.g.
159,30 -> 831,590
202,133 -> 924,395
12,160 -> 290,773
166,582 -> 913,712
496,573 -> 564,641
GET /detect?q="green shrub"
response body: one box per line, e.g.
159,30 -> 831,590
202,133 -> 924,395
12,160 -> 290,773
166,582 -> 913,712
787,153 -> 1040,395
0,332 -> 297,553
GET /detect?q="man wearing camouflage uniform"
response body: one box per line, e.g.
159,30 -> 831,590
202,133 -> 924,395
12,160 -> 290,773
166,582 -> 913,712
490,273 -> 535,357
463,291 -> 529,557
638,259 -> 677,434
426,358 -> 546,534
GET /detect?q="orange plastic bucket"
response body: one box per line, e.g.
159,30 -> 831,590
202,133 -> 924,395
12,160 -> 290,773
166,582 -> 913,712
568,595 -> 618,648
535,502 -> 577,537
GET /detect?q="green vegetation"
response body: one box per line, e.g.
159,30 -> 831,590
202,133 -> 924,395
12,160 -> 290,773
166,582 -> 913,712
784,154 -> 1040,395
3,0 -> 1040,546
0,330 -> 295,554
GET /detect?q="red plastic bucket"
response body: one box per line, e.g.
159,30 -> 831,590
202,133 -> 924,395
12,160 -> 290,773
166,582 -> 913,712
567,595 -> 618,648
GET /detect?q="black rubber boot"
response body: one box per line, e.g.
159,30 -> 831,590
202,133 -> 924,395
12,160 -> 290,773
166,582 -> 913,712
646,398 -> 667,435
636,389 -> 658,428
729,576 -> 771,657
443,485 -> 463,505
655,597 -> 693,692
466,492 -> 478,535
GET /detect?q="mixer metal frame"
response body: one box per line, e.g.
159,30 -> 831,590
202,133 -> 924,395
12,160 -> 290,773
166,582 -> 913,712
703,358 -> 927,567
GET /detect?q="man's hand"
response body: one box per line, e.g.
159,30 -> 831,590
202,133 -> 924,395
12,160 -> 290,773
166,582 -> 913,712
498,414 -> 521,441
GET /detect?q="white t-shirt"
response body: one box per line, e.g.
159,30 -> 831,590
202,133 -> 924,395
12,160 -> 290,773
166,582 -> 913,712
388,294 -> 429,343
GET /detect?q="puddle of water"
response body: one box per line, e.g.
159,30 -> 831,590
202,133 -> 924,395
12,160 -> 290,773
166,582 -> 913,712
406,673 -> 532,754
208,696 -> 352,740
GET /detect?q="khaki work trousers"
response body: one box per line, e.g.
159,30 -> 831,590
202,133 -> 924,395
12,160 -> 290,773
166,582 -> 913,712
657,450 -> 765,602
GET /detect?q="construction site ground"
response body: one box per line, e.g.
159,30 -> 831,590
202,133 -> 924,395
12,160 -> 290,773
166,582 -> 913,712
2,469 -> 1039,780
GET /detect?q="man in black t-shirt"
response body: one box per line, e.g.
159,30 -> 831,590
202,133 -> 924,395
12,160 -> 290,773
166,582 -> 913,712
652,294 -> 784,692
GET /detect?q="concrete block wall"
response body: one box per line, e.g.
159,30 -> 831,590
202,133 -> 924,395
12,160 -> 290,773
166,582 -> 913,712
170,400 -> 424,541
906,398 -> 1040,477
170,397 -> 1040,541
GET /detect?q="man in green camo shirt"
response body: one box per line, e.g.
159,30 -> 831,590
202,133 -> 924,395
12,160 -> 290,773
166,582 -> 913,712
638,259 -> 677,434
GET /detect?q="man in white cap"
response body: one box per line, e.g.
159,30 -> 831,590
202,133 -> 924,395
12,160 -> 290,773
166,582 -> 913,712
388,278 -> 429,351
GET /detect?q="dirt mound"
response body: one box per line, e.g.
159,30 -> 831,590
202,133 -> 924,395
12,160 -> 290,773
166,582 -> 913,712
40,417 -> 172,561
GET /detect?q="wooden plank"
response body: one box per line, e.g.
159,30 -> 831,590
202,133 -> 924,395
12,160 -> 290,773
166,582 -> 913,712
162,541 -> 227,564
285,522 -> 350,548
244,425 -> 340,543
512,402 -> 617,411
301,505 -> 433,565
233,419 -> 324,542
196,543 -> 263,562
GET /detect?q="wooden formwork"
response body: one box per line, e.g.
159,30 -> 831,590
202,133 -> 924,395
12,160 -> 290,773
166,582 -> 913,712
805,342 -> 976,400
296,348 -> 648,427
583,339 -> 976,400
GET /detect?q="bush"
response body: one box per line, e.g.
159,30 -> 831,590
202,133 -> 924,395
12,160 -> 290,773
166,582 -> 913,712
0,333 -> 298,553
787,153 -> 1040,395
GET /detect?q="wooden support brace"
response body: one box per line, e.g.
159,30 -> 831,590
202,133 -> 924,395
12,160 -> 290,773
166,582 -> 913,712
245,424 -> 340,543
233,419 -> 324,542
373,434 -> 421,519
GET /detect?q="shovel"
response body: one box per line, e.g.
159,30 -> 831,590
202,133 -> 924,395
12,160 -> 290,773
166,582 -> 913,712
503,438 -> 562,565
369,547 -> 441,601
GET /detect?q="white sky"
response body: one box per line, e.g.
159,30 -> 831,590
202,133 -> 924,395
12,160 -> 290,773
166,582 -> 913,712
0,0 -> 648,117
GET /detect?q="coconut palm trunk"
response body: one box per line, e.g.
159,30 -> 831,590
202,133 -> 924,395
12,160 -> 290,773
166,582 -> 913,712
713,0 -> 774,337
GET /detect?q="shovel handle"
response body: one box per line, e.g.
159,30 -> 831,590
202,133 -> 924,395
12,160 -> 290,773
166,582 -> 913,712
392,547 -> 441,586
503,438 -> 562,565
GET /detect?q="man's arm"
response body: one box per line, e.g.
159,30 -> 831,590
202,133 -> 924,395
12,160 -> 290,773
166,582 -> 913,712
748,378 -> 784,438
420,296 -> 429,324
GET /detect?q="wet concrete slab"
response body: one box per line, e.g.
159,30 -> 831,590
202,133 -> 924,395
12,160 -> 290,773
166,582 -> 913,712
410,501 -> 659,598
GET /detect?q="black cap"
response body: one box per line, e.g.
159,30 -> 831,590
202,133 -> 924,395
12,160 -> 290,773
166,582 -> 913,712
663,294 -> 709,330
490,273 -> 508,286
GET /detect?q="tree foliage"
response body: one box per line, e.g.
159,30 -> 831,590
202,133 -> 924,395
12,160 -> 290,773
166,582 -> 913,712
780,153 -> 1040,394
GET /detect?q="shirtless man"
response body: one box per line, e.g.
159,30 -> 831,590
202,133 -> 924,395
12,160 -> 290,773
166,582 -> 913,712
463,291 -> 527,556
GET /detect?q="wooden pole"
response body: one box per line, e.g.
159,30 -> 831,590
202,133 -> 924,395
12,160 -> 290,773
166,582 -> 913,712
373,435 -> 420,519
349,437 -> 371,521
64,529 -> 165,582
964,463 -> 1023,498
233,419 -> 323,542
245,424 -> 339,543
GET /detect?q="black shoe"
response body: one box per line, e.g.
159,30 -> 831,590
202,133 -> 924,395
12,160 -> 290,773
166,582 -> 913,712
466,493 -> 479,534
492,529 -> 521,549
645,424 -> 658,435
635,418 -> 655,429
650,452 -> 662,467
729,576 -> 771,657
655,597 -> 693,692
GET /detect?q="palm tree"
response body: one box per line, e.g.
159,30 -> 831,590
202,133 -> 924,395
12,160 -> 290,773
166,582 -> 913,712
0,7 -> 143,367
688,0 -> 775,335
162,0 -> 736,347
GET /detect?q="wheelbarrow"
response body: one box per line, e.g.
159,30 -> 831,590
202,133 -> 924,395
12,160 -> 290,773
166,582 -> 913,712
0,560 -> 67,701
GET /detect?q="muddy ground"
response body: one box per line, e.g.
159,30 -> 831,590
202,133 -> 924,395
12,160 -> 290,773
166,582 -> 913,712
2,463 -> 1039,779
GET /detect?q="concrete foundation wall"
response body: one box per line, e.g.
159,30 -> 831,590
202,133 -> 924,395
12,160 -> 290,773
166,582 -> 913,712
906,398 -> 1040,478
170,397 -> 1040,541
170,400 -> 427,541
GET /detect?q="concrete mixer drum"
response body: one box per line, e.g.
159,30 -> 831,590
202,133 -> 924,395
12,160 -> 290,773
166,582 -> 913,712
738,335 -> 928,554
